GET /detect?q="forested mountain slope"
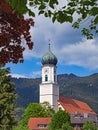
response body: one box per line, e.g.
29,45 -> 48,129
12,73 -> 98,114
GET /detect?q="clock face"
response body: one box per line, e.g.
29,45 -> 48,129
44,68 -> 49,73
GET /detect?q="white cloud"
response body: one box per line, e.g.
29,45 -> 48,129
10,71 -> 41,79
57,38 -> 98,70
23,8 -> 98,71
23,14 -> 78,59
31,71 -> 41,78
10,74 -> 27,78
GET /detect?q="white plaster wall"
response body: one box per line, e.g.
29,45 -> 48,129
58,103 -> 65,110
40,83 -> 59,111
40,64 -> 58,111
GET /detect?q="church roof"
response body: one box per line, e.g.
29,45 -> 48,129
28,117 -> 51,130
41,43 -> 58,66
59,96 -> 96,115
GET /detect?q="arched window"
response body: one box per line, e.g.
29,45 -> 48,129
45,75 -> 48,81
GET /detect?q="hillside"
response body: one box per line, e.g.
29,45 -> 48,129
12,73 -> 98,115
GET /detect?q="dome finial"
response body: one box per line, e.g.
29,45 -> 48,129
42,40 -> 58,65
48,39 -> 51,51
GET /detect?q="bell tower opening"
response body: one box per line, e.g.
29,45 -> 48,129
45,75 -> 48,82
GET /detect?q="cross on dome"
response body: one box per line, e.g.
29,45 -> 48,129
41,41 -> 58,65
48,39 -> 51,51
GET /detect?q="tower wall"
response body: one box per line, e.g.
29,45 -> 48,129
42,65 -> 57,83
39,45 -> 59,111
40,83 -> 59,111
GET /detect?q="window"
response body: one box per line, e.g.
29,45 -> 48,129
38,124 -> 48,128
59,107 -> 62,110
54,74 -> 56,82
45,75 -> 48,81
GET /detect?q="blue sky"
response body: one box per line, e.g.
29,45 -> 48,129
6,9 -> 98,78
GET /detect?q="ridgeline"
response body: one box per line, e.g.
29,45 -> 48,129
12,73 -> 98,117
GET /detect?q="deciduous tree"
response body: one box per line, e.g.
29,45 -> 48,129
48,110 -> 71,130
41,101 -> 55,117
15,102 -> 54,129
1,0 -> 98,65
0,67 -> 17,130
83,121 -> 97,130
62,122 -> 73,130
0,0 -> 34,66
8,0 -> 98,39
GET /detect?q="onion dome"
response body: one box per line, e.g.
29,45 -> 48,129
41,43 -> 58,65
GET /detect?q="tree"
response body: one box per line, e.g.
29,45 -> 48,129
0,67 -> 17,130
48,110 -> 71,130
0,0 -> 34,66
62,122 -> 73,130
8,0 -> 98,39
1,0 -> 98,65
41,101 -> 55,117
15,102 -> 55,129
83,121 -> 97,130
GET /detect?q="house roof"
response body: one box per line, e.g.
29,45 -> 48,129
28,117 -> 51,130
59,96 -> 96,115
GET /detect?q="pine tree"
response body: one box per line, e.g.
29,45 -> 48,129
0,67 -> 17,130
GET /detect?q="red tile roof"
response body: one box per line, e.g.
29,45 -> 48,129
28,117 -> 51,130
59,96 -> 96,115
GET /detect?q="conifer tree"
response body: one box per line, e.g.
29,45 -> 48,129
0,67 -> 17,130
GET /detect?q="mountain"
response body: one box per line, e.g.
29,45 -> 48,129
12,73 -> 98,116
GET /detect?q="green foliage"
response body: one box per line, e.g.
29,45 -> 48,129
48,110 -> 70,130
83,121 -> 97,130
16,102 -> 54,129
20,103 -> 48,126
0,67 -> 17,130
62,122 -> 73,130
8,0 -> 98,39
7,0 -> 34,16
41,101 -> 55,117
15,124 -> 29,130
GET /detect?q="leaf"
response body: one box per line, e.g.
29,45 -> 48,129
78,18 -> 82,22
29,1 -> 33,6
96,30 -> 98,34
29,10 -> 35,17
44,12 -> 48,17
10,0 -> 18,8
82,12 -> 87,19
72,22 -> 79,28
94,16 -> 98,24
66,15 -> 73,23
18,7 -> 28,16
39,10 -> 44,15
39,4 -> 46,10
49,0 -> 55,9
68,1 -> 76,7
48,10 -> 52,17
52,16 -> 56,23
90,7 -> 98,16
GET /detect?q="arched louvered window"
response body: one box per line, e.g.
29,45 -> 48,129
45,75 -> 48,81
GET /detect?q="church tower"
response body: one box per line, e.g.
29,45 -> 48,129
39,43 -> 59,111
